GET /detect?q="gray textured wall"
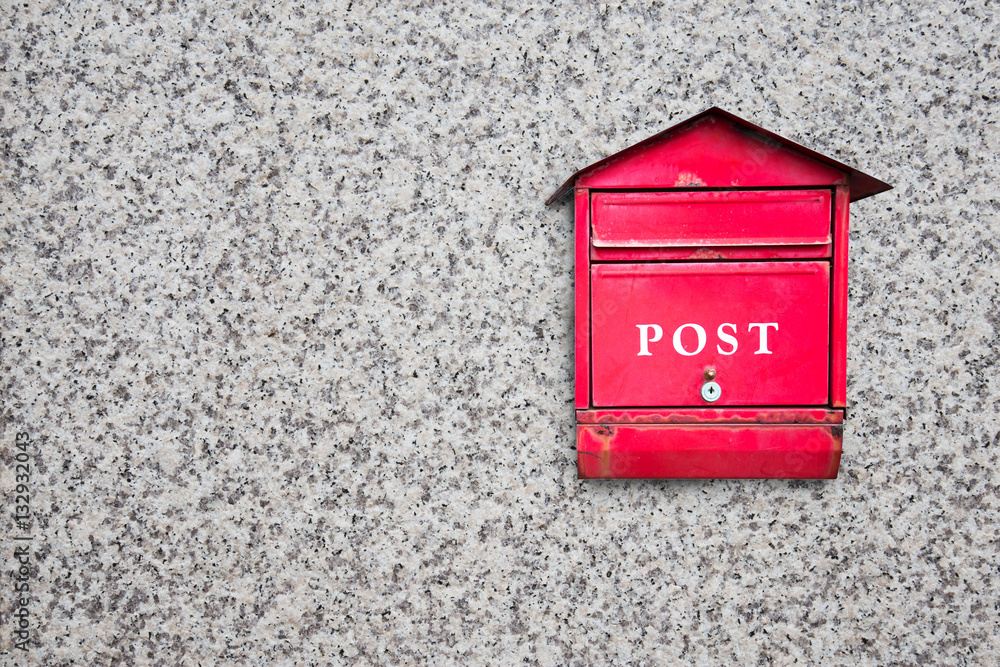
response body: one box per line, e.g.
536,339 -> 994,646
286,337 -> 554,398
2,1 -> 998,664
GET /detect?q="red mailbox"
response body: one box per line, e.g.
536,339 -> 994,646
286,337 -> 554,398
547,108 -> 890,479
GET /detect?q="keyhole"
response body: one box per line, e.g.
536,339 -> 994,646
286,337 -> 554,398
701,380 -> 721,403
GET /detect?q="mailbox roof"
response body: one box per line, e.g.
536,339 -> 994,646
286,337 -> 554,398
546,107 -> 891,205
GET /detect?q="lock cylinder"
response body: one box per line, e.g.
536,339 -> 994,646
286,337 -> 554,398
701,381 -> 721,402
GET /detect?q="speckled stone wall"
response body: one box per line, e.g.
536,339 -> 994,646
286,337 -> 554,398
1,1 -> 998,664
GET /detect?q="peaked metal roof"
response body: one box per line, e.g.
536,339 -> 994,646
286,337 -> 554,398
546,107 -> 891,205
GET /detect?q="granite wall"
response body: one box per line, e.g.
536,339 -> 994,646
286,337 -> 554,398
2,0 -> 998,664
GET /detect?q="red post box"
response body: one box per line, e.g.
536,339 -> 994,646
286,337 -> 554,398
547,108 -> 890,479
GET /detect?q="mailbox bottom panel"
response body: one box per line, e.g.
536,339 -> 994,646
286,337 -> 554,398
578,424 -> 841,479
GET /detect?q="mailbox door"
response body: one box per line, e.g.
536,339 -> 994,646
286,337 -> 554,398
591,262 -> 830,407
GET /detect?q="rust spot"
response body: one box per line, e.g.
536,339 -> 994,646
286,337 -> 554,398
688,247 -> 725,260
673,172 -> 705,187
589,425 -> 615,478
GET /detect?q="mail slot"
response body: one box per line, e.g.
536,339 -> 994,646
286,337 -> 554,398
547,107 -> 890,479
591,189 -> 833,249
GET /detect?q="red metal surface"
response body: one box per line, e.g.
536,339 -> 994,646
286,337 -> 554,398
591,262 -> 830,407
546,108 -> 891,205
577,408 -> 843,425
592,243 -> 831,262
575,114 -> 846,193
577,424 -> 842,479
574,188 -> 590,409
592,189 -> 832,248
831,186 -> 851,408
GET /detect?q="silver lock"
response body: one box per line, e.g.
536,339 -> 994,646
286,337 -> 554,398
701,381 -> 721,403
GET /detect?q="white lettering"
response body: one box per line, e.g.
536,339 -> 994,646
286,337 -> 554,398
716,323 -> 738,355
636,321 -> 781,356
672,323 -> 706,356
636,324 -> 663,356
748,323 -> 779,354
